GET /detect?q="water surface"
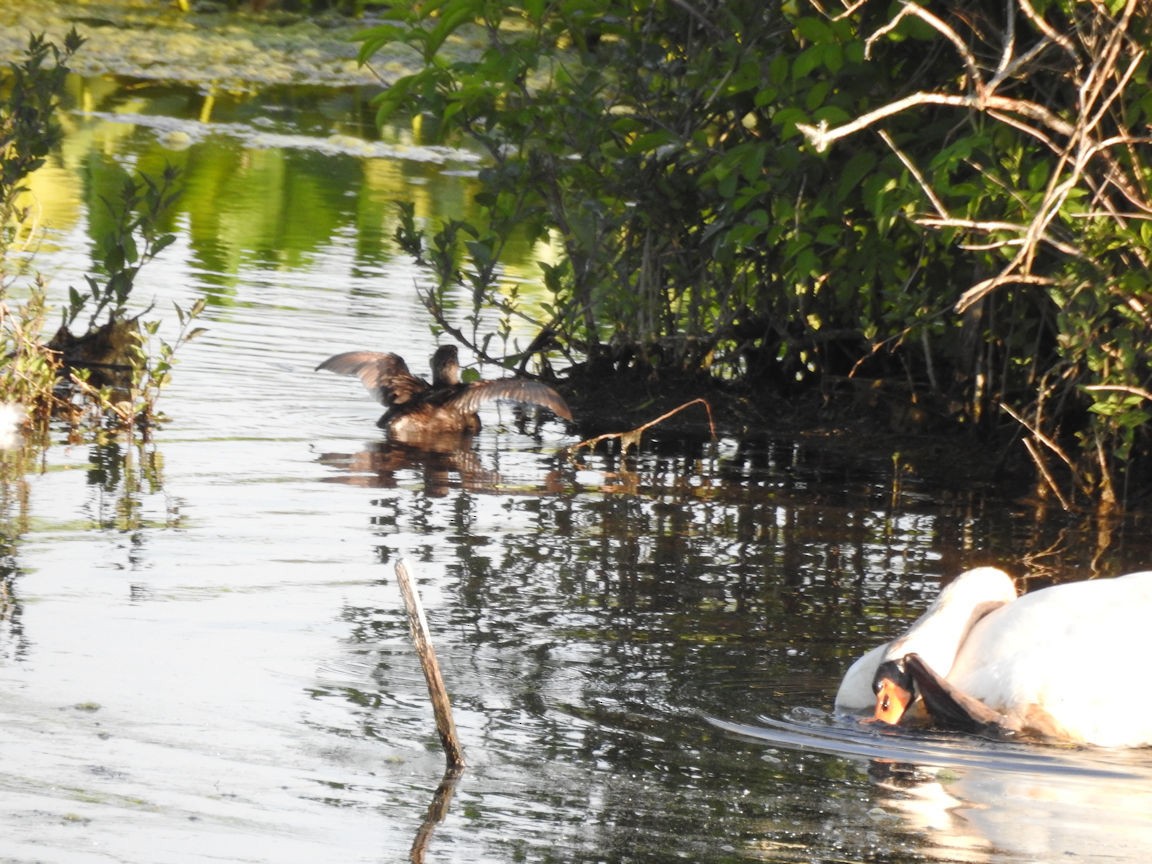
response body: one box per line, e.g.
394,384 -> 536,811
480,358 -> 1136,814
1,72 -> 1151,864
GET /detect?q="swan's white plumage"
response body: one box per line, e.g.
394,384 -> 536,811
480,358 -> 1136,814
834,567 -> 1016,712
948,570 -> 1152,746
834,642 -> 887,711
837,567 -> 1152,747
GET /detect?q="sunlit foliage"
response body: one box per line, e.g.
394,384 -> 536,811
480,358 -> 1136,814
358,0 -> 1151,510
0,31 -> 204,439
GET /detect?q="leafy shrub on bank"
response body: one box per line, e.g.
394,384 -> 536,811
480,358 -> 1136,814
358,0 -> 1151,510
0,30 -> 203,440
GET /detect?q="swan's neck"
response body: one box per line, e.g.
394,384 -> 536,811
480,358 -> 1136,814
884,598 -> 1007,677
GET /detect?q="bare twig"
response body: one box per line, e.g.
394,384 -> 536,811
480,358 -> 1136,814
898,3 -> 985,95
1017,0 -> 1079,60
1082,384 -> 1152,402
800,1 -> 1150,322
998,400 -> 1077,473
956,274 -> 1055,312
561,398 -> 717,458
992,0 -> 1016,86
797,91 -> 1074,154
913,216 -> 1082,258
878,129 -> 949,218
1021,437 -> 1072,510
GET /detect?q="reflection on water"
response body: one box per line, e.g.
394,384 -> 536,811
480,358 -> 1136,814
717,715 -> 1152,863
319,439 -> 500,493
316,431 -> 578,496
0,71 -> 1150,863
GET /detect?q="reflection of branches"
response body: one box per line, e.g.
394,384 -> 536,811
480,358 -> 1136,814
800,0 -> 1151,313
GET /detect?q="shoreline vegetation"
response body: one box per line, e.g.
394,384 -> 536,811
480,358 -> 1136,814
1,26 -> 206,446
2,1 -> 1150,513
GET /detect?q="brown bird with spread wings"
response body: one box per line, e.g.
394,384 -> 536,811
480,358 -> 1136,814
317,344 -> 572,437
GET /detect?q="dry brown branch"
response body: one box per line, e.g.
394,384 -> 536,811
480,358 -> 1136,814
802,1 -> 1150,319
394,559 -> 466,771
1018,0 -> 1079,60
913,217 -> 1082,257
863,4 -> 915,58
561,398 -> 717,458
1093,433 -> 1118,511
1082,384 -> 1152,402
998,400 -> 1077,473
892,3 -> 984,93
798,91 -> 1075,154
878,129 -> 949,218
957,273 -> 1055,311
1022,437 -> 1072,511
827,0 -> 869,21
994,0 -> 1016,83
984,109 -> 1061,156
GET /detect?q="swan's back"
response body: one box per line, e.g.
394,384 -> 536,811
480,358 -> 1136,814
950,571 -> 1152,746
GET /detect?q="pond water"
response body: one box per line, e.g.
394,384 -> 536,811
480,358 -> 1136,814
3,69 -> 1152,864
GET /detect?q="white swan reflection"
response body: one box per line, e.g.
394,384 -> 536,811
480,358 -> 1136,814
714,713 -> 1152,862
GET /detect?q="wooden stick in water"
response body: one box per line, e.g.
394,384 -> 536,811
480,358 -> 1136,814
394,559 -> 466,770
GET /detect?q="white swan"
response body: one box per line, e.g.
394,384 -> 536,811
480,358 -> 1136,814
836,566 -> 1152,747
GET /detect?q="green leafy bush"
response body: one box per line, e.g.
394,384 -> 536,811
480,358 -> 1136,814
358,0 -> 1152,509
1,31 -> 204,439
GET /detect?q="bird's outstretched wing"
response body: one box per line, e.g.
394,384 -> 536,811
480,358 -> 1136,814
316,351 -> 429,407
447,379 -> 572,421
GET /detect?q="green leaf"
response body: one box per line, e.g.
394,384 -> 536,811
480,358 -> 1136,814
104,245 -> 124,273
823,41 -> 844,73
355,24 -> 410,65
771,107 -> 809,140
372,75 -> 419,125
794,16 -> 834,43
792,45 -> 826,80
836,150 -> 877,201
424,0 -> 483,61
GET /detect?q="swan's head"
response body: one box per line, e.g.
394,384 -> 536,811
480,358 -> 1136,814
872,657 -> 917,724
867,567 -> 1017,725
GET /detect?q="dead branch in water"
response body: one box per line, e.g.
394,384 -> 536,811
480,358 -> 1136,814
561,398 -> 717,458
394,559 -> 466,770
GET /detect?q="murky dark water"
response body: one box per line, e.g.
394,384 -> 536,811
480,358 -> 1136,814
2,69 -> 1152,864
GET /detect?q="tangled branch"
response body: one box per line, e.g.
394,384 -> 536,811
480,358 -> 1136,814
800,0 -> 1150,313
